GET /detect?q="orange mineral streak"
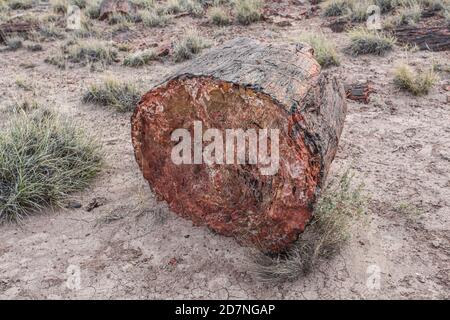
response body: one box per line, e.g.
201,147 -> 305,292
131,77 -> 321,253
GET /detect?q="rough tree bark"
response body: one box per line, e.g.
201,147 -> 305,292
131,38 -> 347,253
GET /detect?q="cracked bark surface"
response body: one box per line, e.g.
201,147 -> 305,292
131,37 -> 347,252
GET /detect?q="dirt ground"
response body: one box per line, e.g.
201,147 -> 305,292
0,1 -> 449,299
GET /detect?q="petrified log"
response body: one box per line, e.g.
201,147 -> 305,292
393,25 -> 450,51
0,21 -> 39,43
131,37 -> 347,253
98,0 -> 137,20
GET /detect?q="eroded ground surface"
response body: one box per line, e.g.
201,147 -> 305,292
0,1 -> 449,299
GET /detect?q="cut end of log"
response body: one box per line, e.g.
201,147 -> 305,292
131,38 -> 347,253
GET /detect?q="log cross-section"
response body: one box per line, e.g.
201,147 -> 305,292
131,37 -> 347,252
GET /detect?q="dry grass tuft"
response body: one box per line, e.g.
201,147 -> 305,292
160,0 -> 204,16
82,78 -> 141,112
393,64 -> 438,95
299,32 -> 340,67
350,0 -> 371,22
86,0 -> 101,19
39,22 -> 65,40
51,0 -> 68,14
346,27 -> 396,55
4,36 -> 23,51
234,0 -> 263,25
140,9 -> 171,27
8,0 -> 33,10
131,0 -> 155,9
6,100 -> 40,114
44,55 -> 66,69
173,28 -> 210,62
26,43 -> 43,52
323,0 -> 352,17
71,0 -> 87,8
123,49 -> 158,66
375,0 -> 396,13
395,3 -> 422,26
0,109 -> 102,222
209,6 -> 230,25
67,40 -> 118,64
249,171 -> 366,283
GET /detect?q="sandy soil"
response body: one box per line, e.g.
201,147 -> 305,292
0,2 -> 449,299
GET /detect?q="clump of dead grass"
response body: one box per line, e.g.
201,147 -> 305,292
39,22 -> 65,40
346,27 -> 396,55
131,0 -> 155,9
51,0 -> 68,14
234,0 -> 263,25
375,0 -> 396,13
0,108 -> 102,222
165,0 -> 183,14
6,99 -> 40,114
299,32 -> 340,67
209,6 -> 231,25
162,0 -> 203,16
26,43 -> 43,51
323,0 -> 352,17
123,49 -> 158,66
15,76 -> 33,91
173,28 -> 210,62
393,64 -> 437,95
67,40 -> 118,64
4,36 -> 23,51
8,0 -> 33,10
249,171 -> 366,283
86,0 -> 101,19
82,78 -> 141,112
140,9 -> 171,27
350,0 -> 371,22
184,0 -> 204,16
44,55 -> 66,69
71,0 -> 87,8
395,3 -> 422,25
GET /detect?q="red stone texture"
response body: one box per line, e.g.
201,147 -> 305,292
131,38 -> 347,252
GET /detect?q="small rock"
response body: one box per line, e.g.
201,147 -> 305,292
431,240 -> 440,248
275,20 -> 292,27
65,201 -> 82,209
416,275 -> 426,283
168,257 -> 178,266
157,43 -> 171,57
85,197 -> 107,212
